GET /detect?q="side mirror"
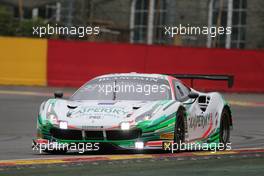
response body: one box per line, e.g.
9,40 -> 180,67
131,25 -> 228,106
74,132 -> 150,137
188,92 -> 199,99
54,91 -> 63,98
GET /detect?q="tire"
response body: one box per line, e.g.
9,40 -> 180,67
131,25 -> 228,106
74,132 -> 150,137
173,107 -> 185,152
219,108 -> 231,149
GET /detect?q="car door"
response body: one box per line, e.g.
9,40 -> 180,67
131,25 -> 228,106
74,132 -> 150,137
173,81 -> 212,142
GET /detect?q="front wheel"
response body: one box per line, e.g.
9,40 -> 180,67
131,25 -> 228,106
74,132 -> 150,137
173,107 -> 186,152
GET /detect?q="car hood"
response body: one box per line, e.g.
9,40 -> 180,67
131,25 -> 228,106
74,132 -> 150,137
50,99 -> 170,129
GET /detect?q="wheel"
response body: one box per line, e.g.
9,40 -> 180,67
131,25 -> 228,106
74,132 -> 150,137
219,108 -> 231,149
173,107 -> 185,152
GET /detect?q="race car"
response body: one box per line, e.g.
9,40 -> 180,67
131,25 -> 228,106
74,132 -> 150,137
33,73 -> 233,153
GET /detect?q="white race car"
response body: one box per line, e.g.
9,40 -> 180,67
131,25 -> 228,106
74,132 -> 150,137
33,73 -> 233,153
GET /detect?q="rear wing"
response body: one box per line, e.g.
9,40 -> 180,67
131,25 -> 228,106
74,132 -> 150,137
167,74 -> 234,88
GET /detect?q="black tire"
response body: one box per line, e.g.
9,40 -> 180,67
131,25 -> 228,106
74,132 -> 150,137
173,107 -> 185,152
219,108 -> 231,149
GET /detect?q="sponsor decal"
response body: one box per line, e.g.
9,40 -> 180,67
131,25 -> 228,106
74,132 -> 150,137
98,76 -> 160,82
67,106 -> 129,118
189,113 -> 212,130
160,133 -> 174,139
88,116 -> 101,119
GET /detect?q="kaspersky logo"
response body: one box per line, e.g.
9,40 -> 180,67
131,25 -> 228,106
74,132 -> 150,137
68,106 -> 129,117
189,113 -> 212,129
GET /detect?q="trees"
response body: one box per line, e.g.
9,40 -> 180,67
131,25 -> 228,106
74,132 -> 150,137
0,5 -> 46,37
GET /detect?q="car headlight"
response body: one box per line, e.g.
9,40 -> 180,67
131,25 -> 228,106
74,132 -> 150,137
143,114 -> 151,120
120,122 -> 130,130
59,121 -> 68,129
135,113 -> 152,122
135,105 -> 161,122
39,101 -> 46,114
47,113 -> 58,124
46,103 -> 59,124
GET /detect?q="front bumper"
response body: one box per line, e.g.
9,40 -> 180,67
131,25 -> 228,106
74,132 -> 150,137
32,138 -> 166,153
35,126 -> 163,152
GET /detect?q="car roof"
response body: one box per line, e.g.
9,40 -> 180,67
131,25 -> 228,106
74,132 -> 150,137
95,73 -> 172,81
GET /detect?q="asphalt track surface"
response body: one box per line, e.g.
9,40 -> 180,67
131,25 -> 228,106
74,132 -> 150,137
0,86 -> 263,175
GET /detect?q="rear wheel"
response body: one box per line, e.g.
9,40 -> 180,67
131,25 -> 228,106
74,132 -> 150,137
173,107 -> 185,152
219,108 -> 231,149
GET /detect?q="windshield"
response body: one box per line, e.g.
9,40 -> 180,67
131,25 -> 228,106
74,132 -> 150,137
71,76 -> 172,101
